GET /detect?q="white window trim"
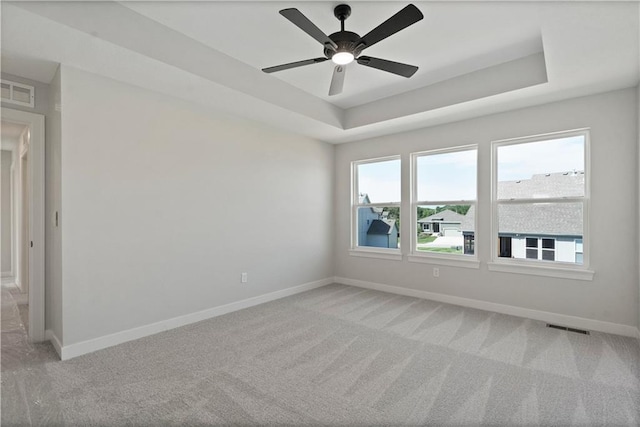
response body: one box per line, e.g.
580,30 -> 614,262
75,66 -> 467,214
350,155 -> 402,260
410,145 -> 478,265
488,261 -> 594,280
490,128 -> 592,280
349,248 -> 403,261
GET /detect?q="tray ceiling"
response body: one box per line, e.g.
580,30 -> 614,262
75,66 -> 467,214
1,1 -> 638,143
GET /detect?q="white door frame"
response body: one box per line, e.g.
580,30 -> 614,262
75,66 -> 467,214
2,108 -> 45,342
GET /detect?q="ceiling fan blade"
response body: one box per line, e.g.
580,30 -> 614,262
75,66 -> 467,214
280,8 -> 338,50
262,57 -> 329,73
328,65 -> 346,96
359,4 -> 423,49
357,56 -> 418,78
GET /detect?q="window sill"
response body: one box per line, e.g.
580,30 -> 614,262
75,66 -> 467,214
487,262 -> 594,281
349,249 -> 403,261
408,254 -> 480,269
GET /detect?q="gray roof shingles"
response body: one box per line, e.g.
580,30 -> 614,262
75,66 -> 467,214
461,172 -> 584,236
462,204 -> 582,236
418,209 -> 465,223
499,171 -> 584,199
368,219 -> 396,235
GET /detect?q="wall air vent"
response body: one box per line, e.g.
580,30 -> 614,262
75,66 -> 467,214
1,79 -> 35,108
547,324 -> 590,335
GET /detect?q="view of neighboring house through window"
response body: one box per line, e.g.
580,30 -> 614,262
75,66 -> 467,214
412,147 -> 477,256
493,131 -> 587,265
353,157 -> 401,250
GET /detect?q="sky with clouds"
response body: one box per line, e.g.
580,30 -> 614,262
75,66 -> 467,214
357,135 -> 584,204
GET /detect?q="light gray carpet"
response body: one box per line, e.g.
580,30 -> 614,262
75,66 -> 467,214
2,283 -> 640,425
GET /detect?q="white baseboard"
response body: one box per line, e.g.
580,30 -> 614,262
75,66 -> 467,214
45,329 -> 63,358
334,276 -> 640,338
58,277 -> 333,360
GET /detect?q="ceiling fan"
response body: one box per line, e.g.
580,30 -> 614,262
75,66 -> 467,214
262,4 -> 424,96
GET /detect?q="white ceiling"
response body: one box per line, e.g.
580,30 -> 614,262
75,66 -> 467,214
122,1 -> 544,108
1,1 -> 638,143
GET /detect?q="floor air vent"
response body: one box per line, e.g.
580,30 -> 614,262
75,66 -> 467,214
547,324 -> 590,335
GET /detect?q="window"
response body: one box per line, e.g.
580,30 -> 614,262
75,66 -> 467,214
352,157 -> 401,254
541,238 -> 555,261
464,234 -> 475,255
493,130 -> 588,267
525,238 -> 538,259
524,237 -> 555,260
412,147 -> 477,258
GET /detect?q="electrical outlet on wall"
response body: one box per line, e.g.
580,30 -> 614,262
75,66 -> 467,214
433,267 -> 439,278
241,272 -> 248,283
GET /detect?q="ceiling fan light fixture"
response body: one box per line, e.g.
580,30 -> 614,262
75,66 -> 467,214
264,4 -> 424,94
332,51 -> 354,65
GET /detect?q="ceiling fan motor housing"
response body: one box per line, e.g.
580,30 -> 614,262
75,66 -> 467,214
324,4 -> 363,61
324,31 -> 363,60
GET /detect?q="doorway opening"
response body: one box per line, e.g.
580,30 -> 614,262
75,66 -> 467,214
1,108 -> 45,342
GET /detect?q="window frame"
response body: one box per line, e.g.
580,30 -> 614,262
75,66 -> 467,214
350,155 -> 402,260
488,129 -> 593,280
408,145 -> 479,269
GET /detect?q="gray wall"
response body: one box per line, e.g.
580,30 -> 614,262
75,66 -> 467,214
58,66 -> 334,345
46,66 -> 63,340
335,88 -> 639,328
637,8 -> 640,334
1,150 -> 12,274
